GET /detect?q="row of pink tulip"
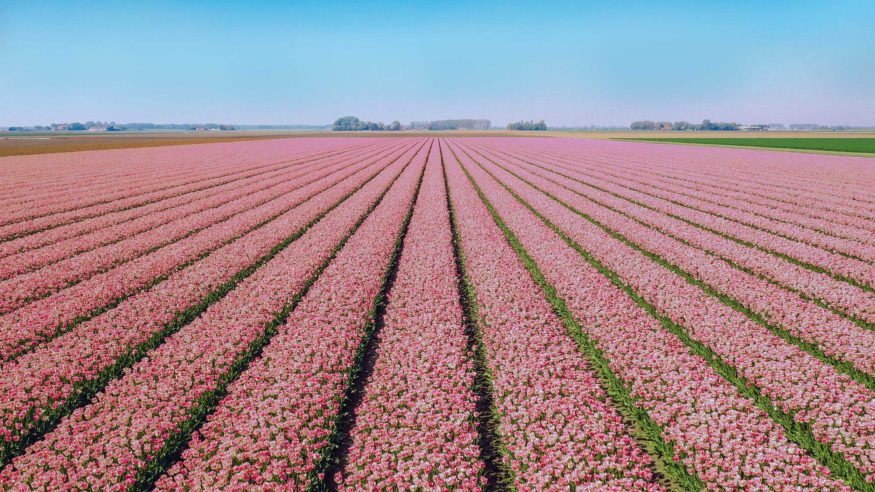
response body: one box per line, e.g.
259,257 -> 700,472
0,142 -> 421,461
507,138 -> 875,222
0,142 -> 377,259
0,138 -> 360,220
464,142 -> 875,372
0,140 -> 366,239
0,152 -> 380,316
444,142 -> 662,490
153,142 -> 428,490
336,143 -> 483,489
495,142 -> 875,248
465,143 -> 875,485
0,144 -> 412,363
449,140 -> 849,490
0,150 -> 371,280
0,140 -> 427,490
487,146 -> 875,325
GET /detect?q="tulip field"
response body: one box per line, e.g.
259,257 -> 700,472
1,136 -> 874,491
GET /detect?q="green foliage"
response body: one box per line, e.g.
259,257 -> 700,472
506,120 -> 547,131
630,137 -> 875,154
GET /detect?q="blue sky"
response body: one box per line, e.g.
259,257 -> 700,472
1,0 -> 873,126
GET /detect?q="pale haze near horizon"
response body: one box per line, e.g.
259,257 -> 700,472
1,0 -> 873,127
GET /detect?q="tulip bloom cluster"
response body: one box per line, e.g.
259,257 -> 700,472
444,142 -> 662,490
155,144 -> 428,490
460,140 -> 875,485
449,140 -> 848,490
337,144 -> 482,489
0,143 -> 424,489
0,141 -> 417,461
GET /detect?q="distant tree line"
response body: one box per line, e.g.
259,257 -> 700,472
630,119 -> 739,131
507,120 -> 547,131
332,116 -> 402,131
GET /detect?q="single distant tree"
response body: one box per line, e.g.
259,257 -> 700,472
389,120 -> 402,131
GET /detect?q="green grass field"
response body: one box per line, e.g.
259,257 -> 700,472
626,137 -> 875,155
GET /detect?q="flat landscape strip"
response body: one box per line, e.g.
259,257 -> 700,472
447,140 -> 850,491
508,146 -> 875,291
0,140 -> 373,240
0,140 -> 427,490
0,150 -> 372,316
489,142 -> 875,246
0,142 -> 418,363
462,141 -> 875,376
443,142 -> 662,490
628,137 -> 875,154
0,141 -> 423,466
335,143 -> 482,490
493,148 -> 875,324
0,141 -> 385,258
460,143 -> 875,489
151,143 -> 428,491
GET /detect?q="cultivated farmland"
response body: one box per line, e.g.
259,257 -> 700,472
0,136 -> 873,491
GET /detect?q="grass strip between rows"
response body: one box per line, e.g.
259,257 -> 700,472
0,155 -> 400,468
468,147 -> 875,390
308,149 -> 427,491
132,148 -> 421,491
490,146 -> 875,294
451,146 -> 701,492
460,149 -> 874,492
443,149 -> 515,492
